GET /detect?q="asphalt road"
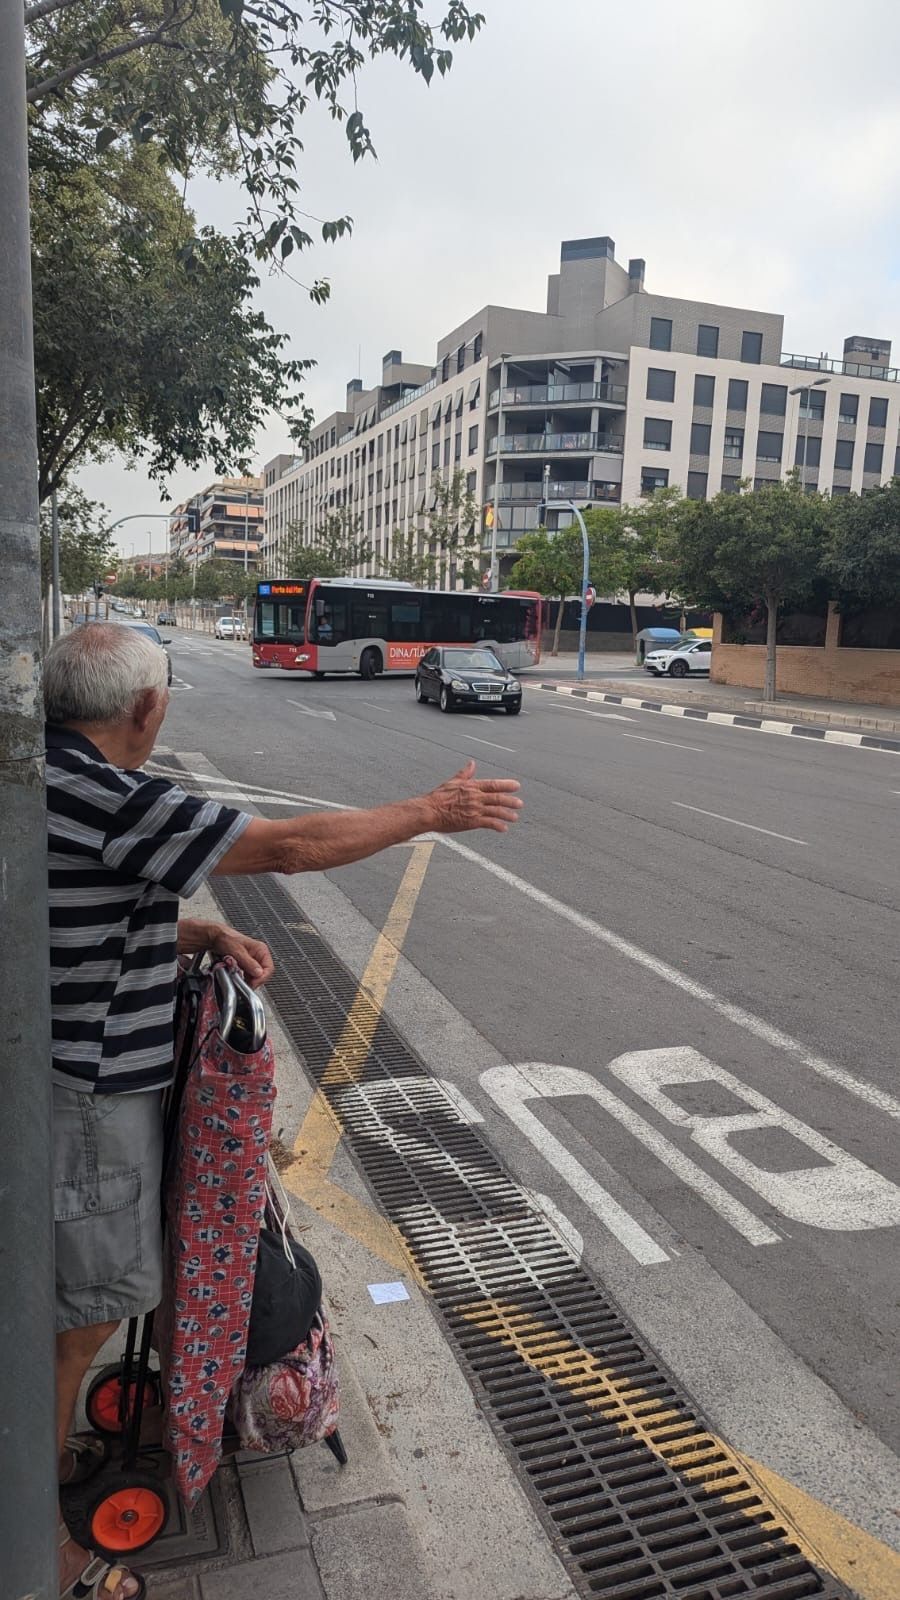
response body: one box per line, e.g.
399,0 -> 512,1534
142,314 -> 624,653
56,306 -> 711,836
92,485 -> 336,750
162,632 -> 900,1540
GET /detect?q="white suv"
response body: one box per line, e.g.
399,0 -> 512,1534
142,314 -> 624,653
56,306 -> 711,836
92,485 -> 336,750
215,616 -> 246,640
644,639 -> 712,678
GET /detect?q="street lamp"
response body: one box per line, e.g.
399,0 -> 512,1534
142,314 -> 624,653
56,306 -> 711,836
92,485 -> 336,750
542,462 -> 591,683
488,354 -> 509,591
787,377 -> 830,487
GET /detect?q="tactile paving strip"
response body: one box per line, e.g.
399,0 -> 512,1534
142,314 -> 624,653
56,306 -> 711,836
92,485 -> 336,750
206,861 -> 852,1600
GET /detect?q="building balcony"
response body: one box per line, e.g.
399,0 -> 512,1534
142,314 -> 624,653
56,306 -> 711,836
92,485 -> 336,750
488,432 -> 623,456
487,381 -> 627,409
495,479 -> 619,503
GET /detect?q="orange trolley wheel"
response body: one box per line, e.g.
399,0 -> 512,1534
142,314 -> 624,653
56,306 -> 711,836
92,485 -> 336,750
88,1472 -> 168,1558
84,1363 -> 160,1436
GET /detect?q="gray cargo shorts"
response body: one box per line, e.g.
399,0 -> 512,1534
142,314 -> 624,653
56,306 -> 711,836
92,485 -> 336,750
53,1084 -> 165,1333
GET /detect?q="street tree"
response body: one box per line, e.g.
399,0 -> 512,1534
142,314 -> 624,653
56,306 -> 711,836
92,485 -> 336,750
582,506 -> 628,605
25,1 -> 484,270
671,478 -> 830,701
380,531 -> 438,588
31,136 -> 313,501
826,479 -> 900,608
506,528 -> 583,655
617,488 -> 685,645
425,470 -> 479,587
39,486 -> 115,597
280,511 -> 374,580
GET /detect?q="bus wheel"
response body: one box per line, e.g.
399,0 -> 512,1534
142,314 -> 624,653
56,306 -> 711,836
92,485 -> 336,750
359,648 -> 381,680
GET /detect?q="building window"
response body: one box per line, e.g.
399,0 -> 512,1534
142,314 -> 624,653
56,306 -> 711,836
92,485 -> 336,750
794,435 -> 821,468
831,484 -> 851,496
868,396 -> 889,429
454,432 -> 462,462
686,471 -> 708,500
473,332 -> 483,361
649,317 -> 672,351
895,445 -> 900,477
468,424 -> 479,454
441,354 -> 450,383
693,373 -> 715,407
443,436 -> 451,468
431,442 -> 440,470
864,441 -> 884,473
646,367 -> 676,402
834,439 -> 854,471
641,467 -> 669,495
838,393 -> 858,424
760,383 -> 787,416
697,324 -> 719,358
727,378 -> 748,411
720,475 -> 741,494
723,428 -> 744,459
466,470 -> 477,495
799,387 -> 826,421
756,431 -> 783,463
690,421 -> 711,455
457,344 -> 466,374
740,330 -> 763,363
643,417 -> 672,451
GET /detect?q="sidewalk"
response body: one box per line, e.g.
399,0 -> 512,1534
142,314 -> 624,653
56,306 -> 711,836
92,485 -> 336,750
536,656 -> 900,734
74,887 -> 574,1600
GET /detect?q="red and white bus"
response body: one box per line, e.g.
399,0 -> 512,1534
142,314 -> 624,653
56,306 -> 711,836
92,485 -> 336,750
251,578 -> 542,678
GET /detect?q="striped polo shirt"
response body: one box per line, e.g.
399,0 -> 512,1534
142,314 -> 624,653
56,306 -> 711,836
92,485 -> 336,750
46,727 -> 251,1093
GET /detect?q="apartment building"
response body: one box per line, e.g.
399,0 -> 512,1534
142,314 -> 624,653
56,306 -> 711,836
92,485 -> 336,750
262,236 -> 900,583
169,475 -> 264,569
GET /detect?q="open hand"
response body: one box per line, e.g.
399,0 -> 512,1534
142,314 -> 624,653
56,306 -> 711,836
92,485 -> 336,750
425,760 -> 522,835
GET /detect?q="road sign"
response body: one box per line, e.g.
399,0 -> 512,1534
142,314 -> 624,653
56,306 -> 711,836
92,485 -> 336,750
584,584 -> 596,609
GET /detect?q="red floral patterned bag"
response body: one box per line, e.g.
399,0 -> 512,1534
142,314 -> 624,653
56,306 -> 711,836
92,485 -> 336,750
156,959 -> 276,1506
229,1306 -> 341,1454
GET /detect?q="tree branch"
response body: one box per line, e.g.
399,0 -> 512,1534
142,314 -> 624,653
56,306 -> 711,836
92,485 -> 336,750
27,17 -> 185,103
24,0 -> 84,25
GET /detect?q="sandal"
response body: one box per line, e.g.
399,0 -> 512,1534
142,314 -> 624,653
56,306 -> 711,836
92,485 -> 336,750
60,1433 -> 110,1487
60,1529 -> 145,1600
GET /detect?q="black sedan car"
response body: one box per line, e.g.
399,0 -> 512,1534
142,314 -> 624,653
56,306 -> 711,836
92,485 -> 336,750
415,646 -> 522,714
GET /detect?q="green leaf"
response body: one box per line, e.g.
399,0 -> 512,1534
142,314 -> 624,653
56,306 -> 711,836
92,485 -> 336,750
95,128 -> 117,154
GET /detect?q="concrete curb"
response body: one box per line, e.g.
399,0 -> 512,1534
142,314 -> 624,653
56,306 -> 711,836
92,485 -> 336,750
538,680 -> 900,752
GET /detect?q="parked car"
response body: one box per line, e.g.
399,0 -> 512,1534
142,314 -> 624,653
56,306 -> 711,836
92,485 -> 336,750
156,610 -> 177,626
89,617 -> 173,685
415,646 -> 522,714
643,639 -> 712,678
215,616 -> 246,639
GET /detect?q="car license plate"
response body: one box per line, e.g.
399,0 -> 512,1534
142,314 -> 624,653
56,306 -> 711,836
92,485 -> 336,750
479,693 -> 502,702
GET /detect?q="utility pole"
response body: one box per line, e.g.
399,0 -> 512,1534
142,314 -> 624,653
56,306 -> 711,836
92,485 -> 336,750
0,6 -> 58,1598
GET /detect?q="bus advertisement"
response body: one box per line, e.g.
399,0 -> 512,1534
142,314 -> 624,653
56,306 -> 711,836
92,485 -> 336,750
251,578 -> 542,678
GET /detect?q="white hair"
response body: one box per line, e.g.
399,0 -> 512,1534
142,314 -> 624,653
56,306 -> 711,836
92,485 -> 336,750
44,623 -> 168,725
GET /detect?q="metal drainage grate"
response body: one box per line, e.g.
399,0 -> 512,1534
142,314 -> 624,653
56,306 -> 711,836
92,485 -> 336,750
208,865 -> 850,1600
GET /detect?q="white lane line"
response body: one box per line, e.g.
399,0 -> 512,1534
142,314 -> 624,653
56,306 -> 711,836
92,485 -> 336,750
170,677 -> 193,691
361,701 -> 392,712
622,733 -> 704,753
544,700 -> 635,723
286,698 -> 337,722
459,733 -> 516,753
672,802 -> 808,846
436,834 -> 900,1119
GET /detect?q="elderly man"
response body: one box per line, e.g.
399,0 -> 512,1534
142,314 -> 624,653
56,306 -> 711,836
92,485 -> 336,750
47,623 -> 521,1600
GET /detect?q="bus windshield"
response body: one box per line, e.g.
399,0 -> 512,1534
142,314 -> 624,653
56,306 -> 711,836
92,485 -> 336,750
253,582 -> 309,644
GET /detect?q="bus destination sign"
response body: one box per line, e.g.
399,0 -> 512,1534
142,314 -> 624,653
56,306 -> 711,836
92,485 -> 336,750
258,582 -> 307,597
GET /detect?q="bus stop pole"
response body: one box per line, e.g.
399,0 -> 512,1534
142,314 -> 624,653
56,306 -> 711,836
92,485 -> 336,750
0,6 -> 59,1597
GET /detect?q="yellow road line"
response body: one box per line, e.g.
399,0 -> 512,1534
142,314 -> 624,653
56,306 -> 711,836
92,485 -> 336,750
458,1297 -> 900,1600
280,843 -> 433,1273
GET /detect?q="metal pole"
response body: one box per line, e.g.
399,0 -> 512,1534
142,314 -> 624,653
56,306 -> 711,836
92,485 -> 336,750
50,487 -> 61,638
550,488 -> 590,685
0,4 -> 58,1596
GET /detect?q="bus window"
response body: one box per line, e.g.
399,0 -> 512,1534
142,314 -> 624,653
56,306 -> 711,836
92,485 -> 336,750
313,596 -> 349,644
351,596 -> 389,639
282,604 -> 305,641
257,602 -> 277,639
390,600 -> 421,641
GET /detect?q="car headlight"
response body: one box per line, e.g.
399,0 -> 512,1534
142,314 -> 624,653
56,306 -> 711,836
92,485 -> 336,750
450,679 -> 467,692
506,678 -> 520,691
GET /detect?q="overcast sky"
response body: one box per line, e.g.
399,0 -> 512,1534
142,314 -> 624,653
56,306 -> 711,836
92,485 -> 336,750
76,0 -> 900,555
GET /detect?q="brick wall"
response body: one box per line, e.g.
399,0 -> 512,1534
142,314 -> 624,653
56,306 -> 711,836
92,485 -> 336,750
711,605 -> 900,706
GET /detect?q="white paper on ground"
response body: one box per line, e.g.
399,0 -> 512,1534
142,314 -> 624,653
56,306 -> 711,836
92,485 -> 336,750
367,1281 -> 410,1304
